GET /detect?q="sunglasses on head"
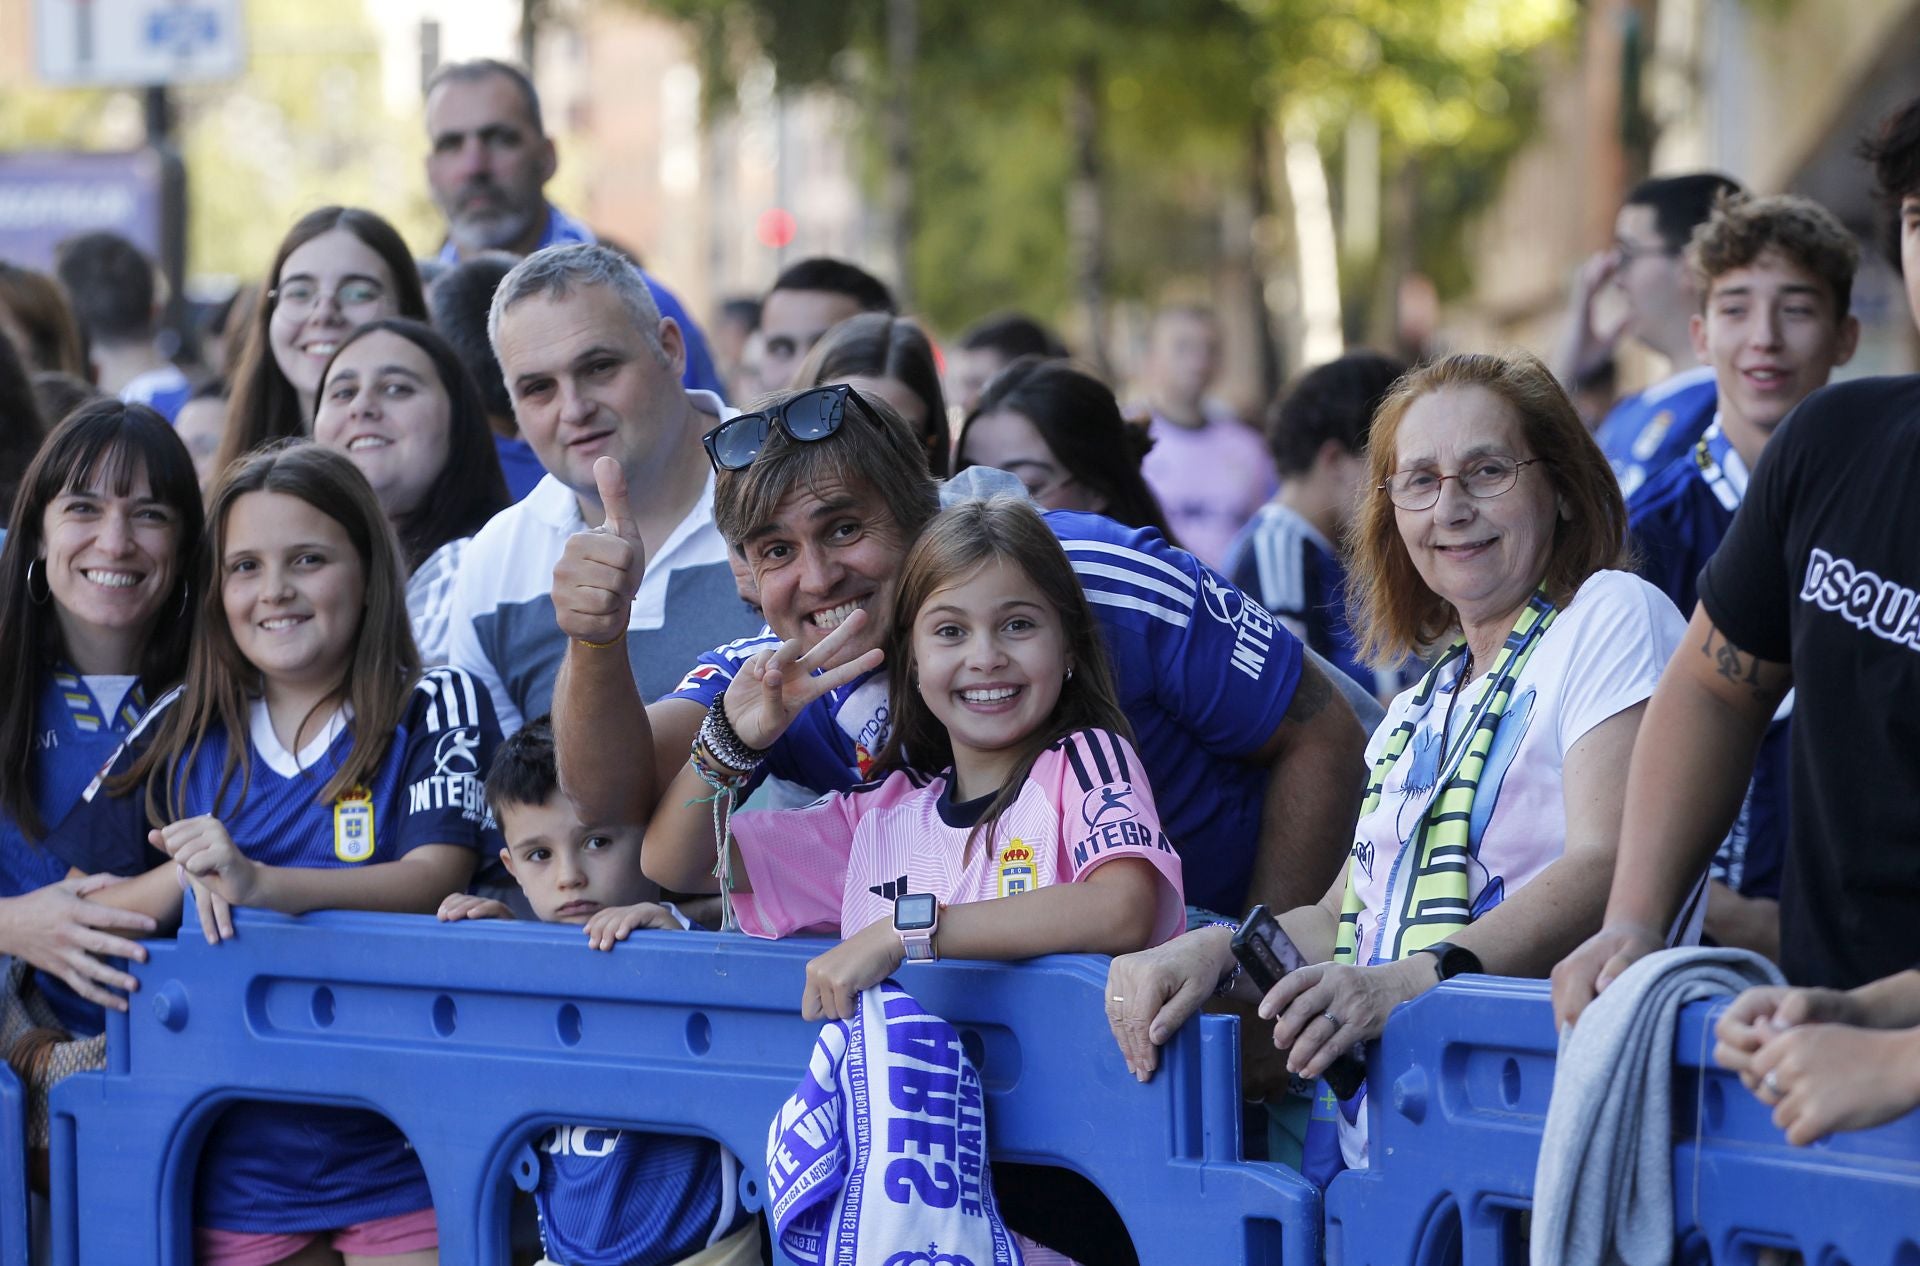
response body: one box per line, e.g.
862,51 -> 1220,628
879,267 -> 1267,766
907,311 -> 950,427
701,384 -> 883,472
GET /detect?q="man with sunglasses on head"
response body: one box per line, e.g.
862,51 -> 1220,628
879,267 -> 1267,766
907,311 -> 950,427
1554,172 -> 1744,497
549,378 -> 1371,941
445,243 -> 761,740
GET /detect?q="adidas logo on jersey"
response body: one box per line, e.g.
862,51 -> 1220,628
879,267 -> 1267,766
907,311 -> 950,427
868,874 -> 910,903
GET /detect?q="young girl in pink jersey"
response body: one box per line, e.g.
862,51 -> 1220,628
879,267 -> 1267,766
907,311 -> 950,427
640,495 -> 1186,1020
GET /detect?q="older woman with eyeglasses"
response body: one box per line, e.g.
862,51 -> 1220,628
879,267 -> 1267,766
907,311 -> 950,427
1104,351 -> 1686,1176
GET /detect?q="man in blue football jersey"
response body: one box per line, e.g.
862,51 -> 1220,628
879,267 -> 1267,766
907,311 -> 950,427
1555,172 -> 1744,497
549,385 -> 1370,922
1627,192 -> 1860,961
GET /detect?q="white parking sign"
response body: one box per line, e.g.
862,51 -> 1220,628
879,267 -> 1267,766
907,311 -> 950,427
34,0 -> 246,86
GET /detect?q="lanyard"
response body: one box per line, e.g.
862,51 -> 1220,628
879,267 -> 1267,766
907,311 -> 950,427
1693,418 -> 1745,513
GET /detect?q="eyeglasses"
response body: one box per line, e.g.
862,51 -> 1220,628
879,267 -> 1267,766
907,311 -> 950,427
1381,456 -> 1542,511
270,278 -> 388,318
702,384 -> 882,472
1613,238 -> 1676,265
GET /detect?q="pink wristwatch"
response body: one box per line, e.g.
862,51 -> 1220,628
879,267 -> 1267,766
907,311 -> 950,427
893,893 -> 940,963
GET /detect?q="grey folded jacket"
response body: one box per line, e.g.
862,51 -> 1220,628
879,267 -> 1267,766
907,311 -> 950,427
1530,947 -> 1785,1266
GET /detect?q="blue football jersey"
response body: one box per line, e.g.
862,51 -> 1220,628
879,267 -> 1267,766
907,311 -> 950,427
1594,365 -> 1717,500
536,1124 -> 744,1266
1629,423 -> 1786,901
1225,502 -> 1403,700
67,666 -> 502,1232
10,669 -> 166,1037
668,510 -> 1305,913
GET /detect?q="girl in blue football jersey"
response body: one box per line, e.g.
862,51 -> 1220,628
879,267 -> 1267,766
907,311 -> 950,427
79,440 -> 502,1265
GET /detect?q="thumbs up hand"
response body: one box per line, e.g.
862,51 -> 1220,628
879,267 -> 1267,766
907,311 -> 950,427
553,456 -> 648,647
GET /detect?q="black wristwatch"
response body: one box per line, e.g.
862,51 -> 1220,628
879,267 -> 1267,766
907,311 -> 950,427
1415,940 -> 1482,980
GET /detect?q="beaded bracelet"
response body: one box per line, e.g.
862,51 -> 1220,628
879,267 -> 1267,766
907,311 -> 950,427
696,693 -> 767,777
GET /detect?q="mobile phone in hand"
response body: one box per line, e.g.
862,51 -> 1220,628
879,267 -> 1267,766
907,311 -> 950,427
1229,905 -> 1368,1100
1230,904 -> 1306,992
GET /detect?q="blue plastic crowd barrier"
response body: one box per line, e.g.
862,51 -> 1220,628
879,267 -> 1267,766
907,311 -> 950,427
0,1064 -> 24,1266
1324,975 -> 1920,1265
46,910 -> 1318,1265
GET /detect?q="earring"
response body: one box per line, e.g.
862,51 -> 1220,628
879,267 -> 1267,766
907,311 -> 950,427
176,583 -> 191,620
25,559 -> 50,606
1065,666 -> 1075,682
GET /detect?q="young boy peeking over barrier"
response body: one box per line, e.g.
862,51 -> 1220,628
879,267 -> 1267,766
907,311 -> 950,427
438,718 -> 760,1266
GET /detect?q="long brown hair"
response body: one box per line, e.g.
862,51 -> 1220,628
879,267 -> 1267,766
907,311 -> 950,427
216,207 -> 427,478
0,402 -> 202,838
117,441 -> 421,823
1347,351 -> 1628,667
873,496 -> 1132,853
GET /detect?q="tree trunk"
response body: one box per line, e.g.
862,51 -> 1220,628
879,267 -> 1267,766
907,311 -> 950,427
1066,55 -> 1110,377
884,0 -> 918,308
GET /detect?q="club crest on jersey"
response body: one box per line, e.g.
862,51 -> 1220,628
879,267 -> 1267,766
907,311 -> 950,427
996,840 -> 1034,897
675,663 -> 722,693
333,788 -> 375,863
1632,409 -> 1675,461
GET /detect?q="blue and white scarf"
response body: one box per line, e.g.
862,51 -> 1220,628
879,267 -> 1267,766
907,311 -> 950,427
767,981 -> 1022,1266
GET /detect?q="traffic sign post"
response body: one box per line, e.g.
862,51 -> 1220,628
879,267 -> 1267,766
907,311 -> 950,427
33,0 -> 246,87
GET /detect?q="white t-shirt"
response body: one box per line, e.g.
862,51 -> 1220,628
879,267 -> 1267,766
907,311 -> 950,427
444,390 -> 760,735
1337,569 -> 1684,1171
1346,569 -> 1685,966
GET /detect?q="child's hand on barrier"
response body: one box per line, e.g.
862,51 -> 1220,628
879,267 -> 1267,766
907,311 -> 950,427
803,921 -> 904,1021
585,902 -> 685,950
438,893 -> 516,923
155,817 -> 261,920
182,874 -> 235,946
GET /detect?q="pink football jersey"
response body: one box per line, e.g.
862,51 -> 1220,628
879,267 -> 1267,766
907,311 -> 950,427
731,728 -> 1185,947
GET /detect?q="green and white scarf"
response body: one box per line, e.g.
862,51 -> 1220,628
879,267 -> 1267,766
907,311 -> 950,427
1333,590 -> 1558,966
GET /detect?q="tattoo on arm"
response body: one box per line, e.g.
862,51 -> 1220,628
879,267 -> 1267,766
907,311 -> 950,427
1700,626 -> 1769,702
1284,660 -> 1333,725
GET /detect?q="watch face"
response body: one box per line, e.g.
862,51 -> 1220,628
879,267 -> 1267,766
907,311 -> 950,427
895,892 -> 938,930
1432,943 -> 1480,978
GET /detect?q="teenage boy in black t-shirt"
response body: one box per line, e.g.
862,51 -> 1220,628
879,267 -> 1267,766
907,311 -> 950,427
1555,96 -> 1920,1024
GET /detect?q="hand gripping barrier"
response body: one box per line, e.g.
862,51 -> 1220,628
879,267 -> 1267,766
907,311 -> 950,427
1324,976 -> 1920,1265
46,910 -> 1318,1264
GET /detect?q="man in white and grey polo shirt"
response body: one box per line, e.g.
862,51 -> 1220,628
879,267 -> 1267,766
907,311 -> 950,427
447,243 -> 759,735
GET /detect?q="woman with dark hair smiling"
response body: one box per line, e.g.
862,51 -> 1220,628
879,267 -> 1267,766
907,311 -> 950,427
957,356 -> 1177,543
314,317 -> 510,663
0,401 -> 202,1022
215,206 -> 427,475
